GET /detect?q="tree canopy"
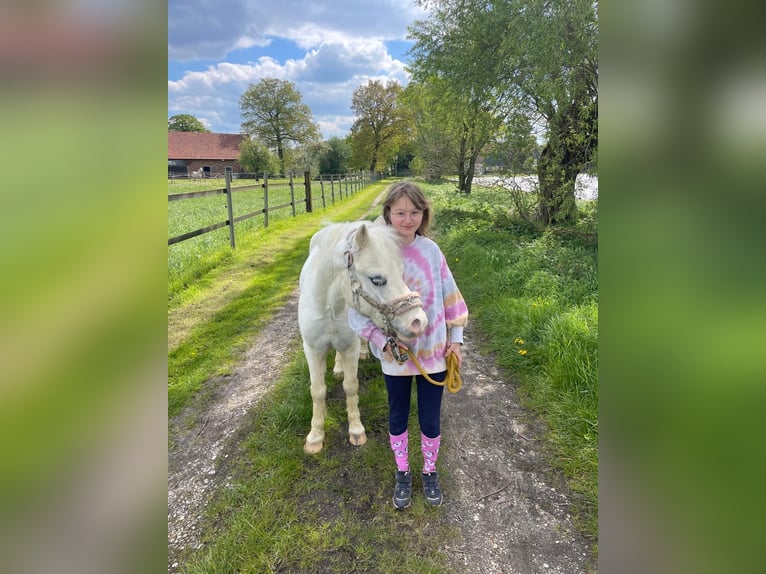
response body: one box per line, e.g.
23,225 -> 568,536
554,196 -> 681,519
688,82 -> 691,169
168,114 -> 209,132
409,0 -> 597,222
319,137 -> 352,175
240,78 -> 320,175
349,80 -> 408,173
238,137 -> 279,176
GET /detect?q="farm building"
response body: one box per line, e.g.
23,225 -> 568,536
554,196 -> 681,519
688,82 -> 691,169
168,131 -> 245,178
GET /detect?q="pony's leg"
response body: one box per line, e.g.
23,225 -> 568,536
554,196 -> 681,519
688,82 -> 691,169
332,351 -> 344,379
358,336 -> 369,360
338,344 -> 367,447
304,343 -> 328,454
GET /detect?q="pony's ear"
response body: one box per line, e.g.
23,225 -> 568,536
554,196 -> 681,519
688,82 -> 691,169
372,215 -> 386,227
335,223 -> 368,268
354,223 -> 370,250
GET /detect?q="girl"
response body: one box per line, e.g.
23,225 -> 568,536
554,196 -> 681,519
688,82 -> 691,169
348,181 -> 468,508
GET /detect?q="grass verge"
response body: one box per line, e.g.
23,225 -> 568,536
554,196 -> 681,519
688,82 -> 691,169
422,180 -> 598,539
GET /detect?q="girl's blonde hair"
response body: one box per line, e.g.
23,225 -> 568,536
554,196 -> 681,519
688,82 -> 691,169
382,181 -> 433,238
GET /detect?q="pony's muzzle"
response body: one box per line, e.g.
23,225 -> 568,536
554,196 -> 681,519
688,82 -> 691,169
394,312 -> 427,341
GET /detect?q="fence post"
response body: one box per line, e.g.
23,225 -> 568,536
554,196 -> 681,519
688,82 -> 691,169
289,172 -> 296,217
263,172 -> 269,228
225,167 -> 236,248
304,171 -> 312,213
319,175 -> 326,209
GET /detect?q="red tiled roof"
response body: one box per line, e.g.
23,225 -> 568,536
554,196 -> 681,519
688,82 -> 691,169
168,132 -> 245,160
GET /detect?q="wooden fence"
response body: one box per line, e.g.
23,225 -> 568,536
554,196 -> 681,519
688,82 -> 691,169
168,169 -> 377,248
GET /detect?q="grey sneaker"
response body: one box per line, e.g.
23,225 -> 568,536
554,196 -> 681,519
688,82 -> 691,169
422,472 -> 443,506
393,471 -> 412,509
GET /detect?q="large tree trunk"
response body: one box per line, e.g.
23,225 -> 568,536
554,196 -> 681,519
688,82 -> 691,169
538,141 -> 579,225
464,148 -> 480,195
537,89 -> 597,225
456,135 -> 482,194
369,144 -> 378,173
456,135 -> 468,193
276,138 -> 285,177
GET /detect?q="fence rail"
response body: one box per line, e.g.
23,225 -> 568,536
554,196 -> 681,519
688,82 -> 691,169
168,169 -> 377,248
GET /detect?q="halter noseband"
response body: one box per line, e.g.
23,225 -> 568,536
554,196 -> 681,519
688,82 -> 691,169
345,250 -> 422,337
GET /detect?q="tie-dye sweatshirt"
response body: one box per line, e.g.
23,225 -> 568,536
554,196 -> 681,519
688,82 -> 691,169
348,234 -> 468,376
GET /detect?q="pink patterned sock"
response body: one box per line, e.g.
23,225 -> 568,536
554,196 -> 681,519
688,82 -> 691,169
389,430 -> 409,472
421,433 -> 441,474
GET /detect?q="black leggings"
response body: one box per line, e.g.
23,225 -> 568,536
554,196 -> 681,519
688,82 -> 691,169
384,371 -> 446,438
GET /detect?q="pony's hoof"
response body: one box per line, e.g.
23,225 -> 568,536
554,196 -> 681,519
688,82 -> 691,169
349,433 -> 367,446
304,440 -> 323,454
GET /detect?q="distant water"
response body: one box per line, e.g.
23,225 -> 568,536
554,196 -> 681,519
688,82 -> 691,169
473,174 -> 598,200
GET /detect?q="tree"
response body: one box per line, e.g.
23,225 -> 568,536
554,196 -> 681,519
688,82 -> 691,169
319,137 -> 352,175
400,82 -> 457,181
411,0 -> 597,223
240,79 -> 320,176
520,1 -> 598,224
408,8 -> 505,193
350,80 -> 408,173
285,140 -> 325,177
484,114 -> 538,174
238,137 -> 279,176
168,114 -> 209,132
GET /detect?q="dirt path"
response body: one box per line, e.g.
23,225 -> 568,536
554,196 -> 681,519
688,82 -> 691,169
439,322 -> 595,573
168,290 -> 302,571
168,285 -> 596,573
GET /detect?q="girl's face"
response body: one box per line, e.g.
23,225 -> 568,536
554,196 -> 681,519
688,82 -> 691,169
388,195 -> 423,244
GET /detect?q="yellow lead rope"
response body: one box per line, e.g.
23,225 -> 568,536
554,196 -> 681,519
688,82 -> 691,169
408,352 -> 462,394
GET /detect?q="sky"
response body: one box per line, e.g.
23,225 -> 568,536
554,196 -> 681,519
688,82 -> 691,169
168,0 -> 429,140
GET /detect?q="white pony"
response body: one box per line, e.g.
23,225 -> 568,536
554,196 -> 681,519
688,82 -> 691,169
298,220 -> 428,454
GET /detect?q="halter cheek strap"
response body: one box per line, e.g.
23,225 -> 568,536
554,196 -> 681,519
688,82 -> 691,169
344,250 -> 422,337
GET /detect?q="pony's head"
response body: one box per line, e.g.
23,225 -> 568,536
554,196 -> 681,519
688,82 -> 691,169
339,222 -> 427,341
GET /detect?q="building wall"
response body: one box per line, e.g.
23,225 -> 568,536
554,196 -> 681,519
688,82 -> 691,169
186,159 -> 243,176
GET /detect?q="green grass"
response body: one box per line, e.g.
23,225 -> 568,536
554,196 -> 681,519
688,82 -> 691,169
168,177 -> 599,569
181,354 -> 454,573
422,180 -> 599,537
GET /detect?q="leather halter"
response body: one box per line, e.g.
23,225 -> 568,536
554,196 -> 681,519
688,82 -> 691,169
345,250 -> 422,337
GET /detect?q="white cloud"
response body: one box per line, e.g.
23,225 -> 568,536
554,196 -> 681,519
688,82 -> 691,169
168,0 -> 266,60
169,0 -> 426,60
169,43 -> 412,138
315,115 -> 356,140
168,0 -> 426,138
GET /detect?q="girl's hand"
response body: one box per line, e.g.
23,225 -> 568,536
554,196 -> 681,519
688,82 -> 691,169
383,340 -> 410,363
445,342 -> 463,370
383,342 -> 394,363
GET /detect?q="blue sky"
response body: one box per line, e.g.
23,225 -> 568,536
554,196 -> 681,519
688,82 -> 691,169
168,0 -> 429,139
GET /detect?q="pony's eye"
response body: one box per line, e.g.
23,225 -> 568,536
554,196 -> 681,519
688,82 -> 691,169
369,274 -> 387,287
